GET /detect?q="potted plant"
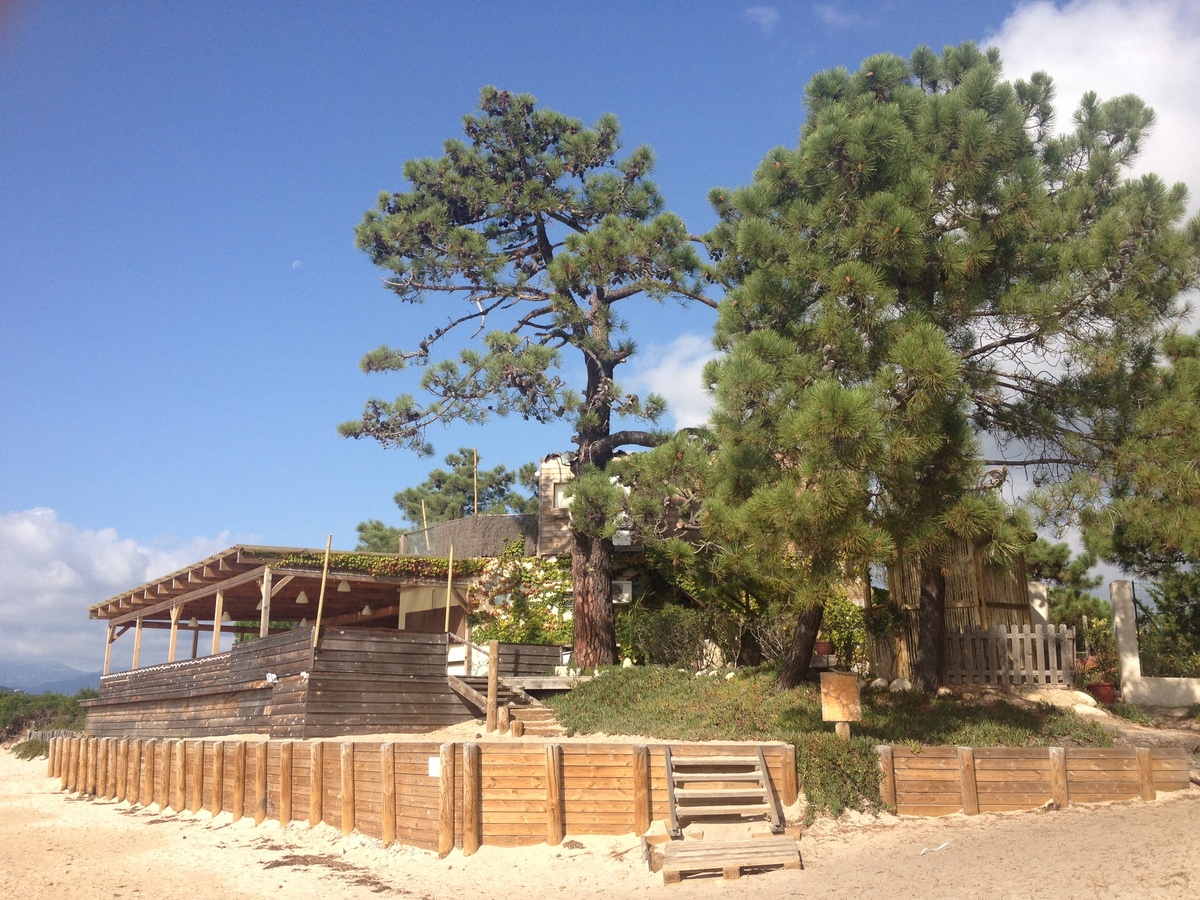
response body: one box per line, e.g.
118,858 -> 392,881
1080,617 -> 1118,704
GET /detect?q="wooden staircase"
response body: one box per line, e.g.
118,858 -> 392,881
447,675 -> 563,736
665,747 -> 784,838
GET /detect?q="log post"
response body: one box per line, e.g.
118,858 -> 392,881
877,746 -> 897,808
47,736 -> 57,779
91,737 -> 101,796
462,742 -> 481,856
1136,747 -> 1156,801
97,737 -> 109,800
190,741 -> 204,814
117,739 -> 129,802
437,742 -> 456,857
77,737 -> 88,795
486,641 -> 500,733
279,741 -> 293,826
341,742 -> 356,836
66,736 -> 78,793
255,742 -> 268,826
173,739 -> 186,812
511,720 -> 524,738
132,616 -> 143,670
632,744 -> 651,835
104,623 -> 115,675
498,705 -> 511,736
211,589 -> 225,656
780,743 -> 799,806
380,743 -> 396,847
109,739 -> 119,800
309,741 -> 323,827
958,747 -> 979,816
232,741 -> 247,823
1049,746 -> 1069,808
168,603 -> 183,662
211,741 -> 225,817
545,743 -> 564,846
259,567 -> 273,639
159,740 -> 171,810
140,739 -> 154,809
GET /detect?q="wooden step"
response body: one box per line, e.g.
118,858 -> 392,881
674,787 -> 768,801
671,771 -> 763,783
665,746 -> 784,838
670,756 -> 759,767
662,836 -> 801,884
671,803 -> 771,818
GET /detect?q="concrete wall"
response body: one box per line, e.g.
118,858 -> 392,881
1110,580 -> 1200,706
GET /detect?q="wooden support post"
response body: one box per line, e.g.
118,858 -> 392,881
191,625 -> 200,660
190,741 -> 204,814
511,719 -> 524,738
80,737 -> 90,795
168,603 -> 183,662
486,640 -> 499,733
109,739 -> 119,800
877,746 -> 897,808
211,741 -> 225,817
254,742 -> 268,826
97,737 -> 109,799
141,739 -> 154,809
633,744 -> 651,835
462,742 -> 481,856
545,743 -> 564,846
1049,746 -> 1069,808
69,736 -> 81,793
159,740 -> 171,810
498,704 -> 511,735
958,747 -> 979,816
1136,747 -> 1156,801
380,743 -> 396,847
47,736 -> 57,779
91,738 -> 101,796
259,567 -> 272,639
444,546 -> 455,632
780,743 -> 799,806
104,624 -> 115,676
309,741 -> 323,826
279,741 -> 293,826
341,742 -> 356,836
232,741 -> 246,823
117,739 -> 129,802
132,616 -> 143,670
312,536 -> 332,650
437,742 -> 456,858
211,589 -> 225,656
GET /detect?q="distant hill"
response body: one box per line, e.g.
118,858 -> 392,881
0,659 -> 101,695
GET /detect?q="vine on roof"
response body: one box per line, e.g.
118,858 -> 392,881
272,551 -> 486,579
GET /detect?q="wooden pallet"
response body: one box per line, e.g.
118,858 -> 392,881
665,746 -> 784,837
662,836 -> 801,883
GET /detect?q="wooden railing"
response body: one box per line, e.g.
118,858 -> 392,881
944,624 -> 1075,686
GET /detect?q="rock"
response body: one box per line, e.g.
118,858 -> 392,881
1072,690 -> 1098,707
936,687 -> 954,698
1073,703 -> 1109,718
725,671 -> 736,680
621,657 -> 634,668
869,678 -> 890,690
889,678 -> 913,693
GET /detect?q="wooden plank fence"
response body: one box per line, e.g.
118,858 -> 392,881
877,745 -> 1191,816
944,624 -> 1075,686
46,735 -> 795,854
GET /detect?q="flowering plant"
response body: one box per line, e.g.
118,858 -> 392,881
467,541 -> 573,644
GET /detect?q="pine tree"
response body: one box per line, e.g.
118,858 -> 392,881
341,88 -> 713,666
706,44 -> 1200,689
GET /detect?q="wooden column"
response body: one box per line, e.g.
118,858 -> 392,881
64,737 -> 75,793
498,705 -> 511,735
190,741 -> 204,814
341,742 -> 356,836
632,744 -> 651,835
958,747 -> 979,816
462,742 -> 481,856
254,742 -> 268,825
97,737 -> 109,799
140,739 -> 154,808
309,741 -> 323,826
211,589 -> 225,656
174,740 -> 186,812
117,739 -> 129,802
1136,747 -> 1156,801
159,741 -> 171,810
877,746 -> 897,808
380,743 -> 396,846
68,736 -> 80,793
168,604 -> 183,662
259,567 -> 273,639
545,743 -> 564,846
486,640 -> 499,733
47,736 -> 57,779
232,741 -> 247,823
780,744 -> 799,806
132,617 -> 143,671
108,739 -> 119,800
211,741 -> 225,817
79,737 -> 90,795
104,624 -> 115,676
437,742 -> 456,857
1049,746 -> 1069,808
191,626 -> 200,660
279,742 -> 293,826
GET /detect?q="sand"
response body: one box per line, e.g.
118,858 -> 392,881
2,747 -> 1199,899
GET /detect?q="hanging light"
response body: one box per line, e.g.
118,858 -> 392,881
188,617 -> 199,628
361,604 -> 372,616
255,600 -> 263,611
337,580 -> 351,593
221,611 -> 232,623
295,590 -> 309,605
298,618 -> 308,628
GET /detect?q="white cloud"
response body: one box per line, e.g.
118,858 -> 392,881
814,3 -> 860,29
987,0 -> 1200,216
745,5 -> 780,33
628,333 -> 720,429
0,508 -> 231,672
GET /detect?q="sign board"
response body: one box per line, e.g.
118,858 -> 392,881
428,756 -> 441,778
820,671 -> 862,722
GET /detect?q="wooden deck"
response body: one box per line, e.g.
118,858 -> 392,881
661,837 -> 801,883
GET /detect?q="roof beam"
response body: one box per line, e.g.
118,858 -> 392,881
108,564 -> 269,626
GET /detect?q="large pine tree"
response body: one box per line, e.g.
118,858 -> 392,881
705,44 -> 1200,689
341,88 -> 713,666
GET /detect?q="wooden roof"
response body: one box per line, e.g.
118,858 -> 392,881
87,545 -> 475,631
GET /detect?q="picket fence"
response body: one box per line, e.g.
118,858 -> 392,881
944,624 -> 1076,686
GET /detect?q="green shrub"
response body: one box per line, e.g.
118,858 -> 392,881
12,739 -> 48,760
791,734 -> 883,822
1107,702 -> 1152,725
822,591 -> 869,674
0,690 -> 90,741
616,605 -> 712,667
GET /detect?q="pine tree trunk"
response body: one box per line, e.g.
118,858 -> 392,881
912,565 -> 946,691
569,528 -> 617,668
775,604 -> 824,690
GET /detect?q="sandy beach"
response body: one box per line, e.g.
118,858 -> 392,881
2,746 -> 1199,899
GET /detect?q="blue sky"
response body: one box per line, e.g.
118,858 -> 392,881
2,1 -> 1198,671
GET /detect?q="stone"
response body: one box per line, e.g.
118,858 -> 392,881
1073,703 -> 1109,718
936,687 -> 954,698
888,678 -> 913,693
1072,690 -> 1098,707
621,657 -> 634,668
869,678 -> 890,690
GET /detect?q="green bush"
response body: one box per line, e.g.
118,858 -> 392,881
616,605 -> 712,667
1107,702 -> 1152,725
12,739 -> 48,760
792,734 -> 883,822
0,690 -> 90,741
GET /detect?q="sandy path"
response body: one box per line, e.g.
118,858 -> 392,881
2,749 -> 1199,899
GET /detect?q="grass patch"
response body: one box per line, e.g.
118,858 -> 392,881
547,667 -> 1113,821
12,739 -> 48,760
0,689 -> 93,742
1107,702 -> 1152,725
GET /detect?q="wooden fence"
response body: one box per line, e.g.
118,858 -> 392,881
944,624 -> 1076,686
46,734 -> 796,854
878,745 -> 1191,816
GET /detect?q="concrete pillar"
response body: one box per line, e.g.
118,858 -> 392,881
1027,582 -> 1049,628
1109,580 -> 1142,685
